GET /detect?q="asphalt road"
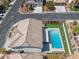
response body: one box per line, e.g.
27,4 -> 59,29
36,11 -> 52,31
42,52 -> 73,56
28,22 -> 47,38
0,0 -> 79,47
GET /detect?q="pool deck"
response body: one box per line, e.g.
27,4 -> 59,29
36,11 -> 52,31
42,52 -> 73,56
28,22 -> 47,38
45,28 -> 64,53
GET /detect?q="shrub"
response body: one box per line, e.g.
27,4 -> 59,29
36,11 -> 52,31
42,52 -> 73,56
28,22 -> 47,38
29,5 -> 34,11
45,1 -> 55,11
73,24 -> 79,35
73,21 -> 78,25
1,0 -> 10,12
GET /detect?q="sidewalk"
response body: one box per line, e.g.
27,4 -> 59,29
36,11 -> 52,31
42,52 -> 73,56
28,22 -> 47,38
0,21 -> 2,24
3,0 -> 16,18
10,0 -> 16,5
3,7 -> 11,18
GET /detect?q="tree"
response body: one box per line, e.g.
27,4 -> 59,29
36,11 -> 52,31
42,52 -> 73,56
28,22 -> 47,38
45,1 -> 55,11
29,5 -> 34,11
73,24 -> 79,35
73,20 -> 78,25
2,0 -> 9,11
22,0 -> 26,4
0,5 -> 6,13
43,0 -> 46,6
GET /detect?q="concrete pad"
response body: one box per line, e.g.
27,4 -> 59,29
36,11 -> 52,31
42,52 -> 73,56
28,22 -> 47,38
33,6 -> 42,13
55,6 -> 66,12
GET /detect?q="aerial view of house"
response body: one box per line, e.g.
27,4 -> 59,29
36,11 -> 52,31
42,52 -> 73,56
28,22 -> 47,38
0,0 -> 79,59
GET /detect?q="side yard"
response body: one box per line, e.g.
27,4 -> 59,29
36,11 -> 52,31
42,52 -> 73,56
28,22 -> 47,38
64,23 -> 73,54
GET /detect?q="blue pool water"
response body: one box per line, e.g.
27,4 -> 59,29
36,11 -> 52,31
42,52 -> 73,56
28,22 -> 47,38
48,29 -> 62,48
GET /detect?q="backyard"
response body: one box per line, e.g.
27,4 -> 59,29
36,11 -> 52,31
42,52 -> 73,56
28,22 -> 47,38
45,23 -> 71,54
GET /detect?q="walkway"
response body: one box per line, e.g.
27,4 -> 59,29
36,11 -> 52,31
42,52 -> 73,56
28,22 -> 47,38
63,23 -> 71,55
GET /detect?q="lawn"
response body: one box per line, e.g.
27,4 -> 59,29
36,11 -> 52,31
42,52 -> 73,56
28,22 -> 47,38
45,24 -> 69,54
46,24 -> 60,28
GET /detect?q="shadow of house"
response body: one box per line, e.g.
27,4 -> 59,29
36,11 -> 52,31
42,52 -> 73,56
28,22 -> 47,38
42,27 -> 50,52
12,46 -> 41,49
42,42 -> 50,52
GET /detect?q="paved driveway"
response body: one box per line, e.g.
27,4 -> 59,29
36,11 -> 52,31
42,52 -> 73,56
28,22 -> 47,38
33,6 -> 42,13
55,6 -> 66,12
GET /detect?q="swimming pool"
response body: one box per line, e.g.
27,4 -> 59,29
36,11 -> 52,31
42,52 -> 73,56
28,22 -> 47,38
48,29 -> 62,48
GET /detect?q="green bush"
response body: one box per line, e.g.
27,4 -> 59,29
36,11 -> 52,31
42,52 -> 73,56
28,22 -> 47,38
29,5 -> 34,11
73,24 -> 79,35
2,0 -> 9,12
45,1 -> 55,11
73,21 -> 78,25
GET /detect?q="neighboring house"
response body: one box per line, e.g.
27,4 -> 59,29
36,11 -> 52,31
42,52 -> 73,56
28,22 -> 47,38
46,0 -> 68,5
54,0 -> 67,5
25,0 -> 43,6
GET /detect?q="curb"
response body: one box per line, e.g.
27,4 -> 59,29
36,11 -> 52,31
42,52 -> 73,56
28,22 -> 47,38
19,8 -> 79,15
9,0 -> 16,5
3,7 -> 12,18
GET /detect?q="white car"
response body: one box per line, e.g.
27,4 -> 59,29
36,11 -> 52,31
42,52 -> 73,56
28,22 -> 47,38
0,13 -> 3,17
